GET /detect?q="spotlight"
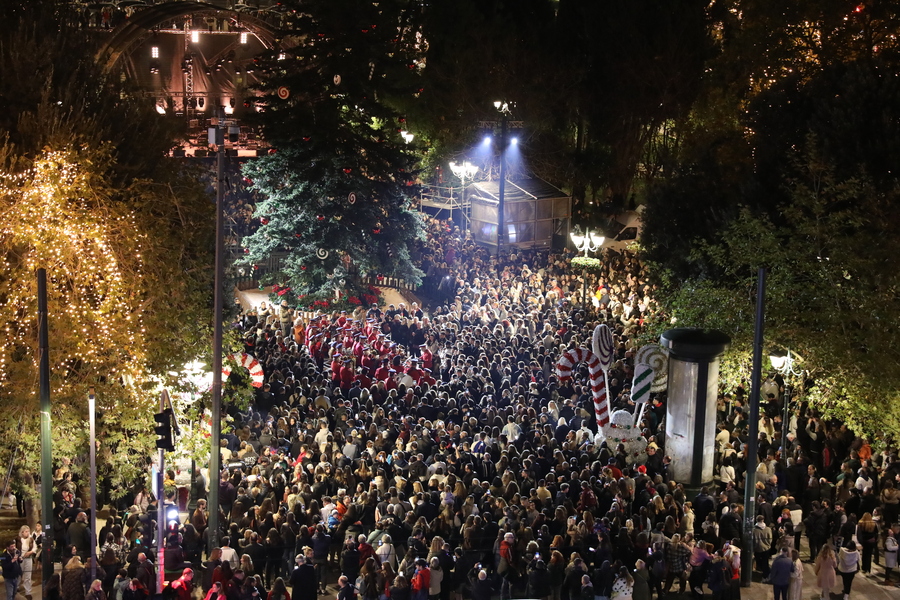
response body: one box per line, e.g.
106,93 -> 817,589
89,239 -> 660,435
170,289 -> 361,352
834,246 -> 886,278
151,46 -> 159,59
191,31 -> 199,43
510,137 -> 519,146
156,104 -> 166,115
240,32 -> 248,44
482,136 -> 492,146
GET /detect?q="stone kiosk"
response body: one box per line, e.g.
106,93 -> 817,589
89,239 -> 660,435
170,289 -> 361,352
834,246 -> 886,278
660,328 -> 731,488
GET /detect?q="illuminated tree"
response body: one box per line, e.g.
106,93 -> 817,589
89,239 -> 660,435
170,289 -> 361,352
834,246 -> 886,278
241,0 -> 424,303
0,149 -> 161,490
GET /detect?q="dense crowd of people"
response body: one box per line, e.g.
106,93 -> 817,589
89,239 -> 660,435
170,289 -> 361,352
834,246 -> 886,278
19,216 -> 900,600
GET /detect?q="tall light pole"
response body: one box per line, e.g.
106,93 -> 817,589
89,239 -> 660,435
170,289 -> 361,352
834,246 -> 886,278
493,101 -> 512,259
569,225 -> 604,307
208,106 -> 226,555
769,349 -> 802,459
88,387 -> 97,581
741,268 -> 766,587
448,161 -> 478,233
37,268 -> 54,586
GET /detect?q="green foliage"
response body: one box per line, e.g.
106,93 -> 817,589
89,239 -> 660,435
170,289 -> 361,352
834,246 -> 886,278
643,141 -> 900,438
0,6 -> 216,492
241,0 -> 425,301
571,256 -> 604,274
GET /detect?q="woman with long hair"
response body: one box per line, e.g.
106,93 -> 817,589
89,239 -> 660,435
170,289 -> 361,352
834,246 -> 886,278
266,577 -> 290,600
201,581 -> 225,600
611,565 -> 635,600
789,548 -> 803,600
855,512 -> 878,574
547,550 -> 565,600
86,579 -> 107,600
61,557 -> 86,600
18,524 -> 36,598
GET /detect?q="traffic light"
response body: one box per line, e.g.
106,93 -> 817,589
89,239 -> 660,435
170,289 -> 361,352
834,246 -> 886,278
154,408 -> 174,451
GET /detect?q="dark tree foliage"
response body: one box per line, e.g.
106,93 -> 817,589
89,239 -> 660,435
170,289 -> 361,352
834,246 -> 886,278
241,0 -> 425,302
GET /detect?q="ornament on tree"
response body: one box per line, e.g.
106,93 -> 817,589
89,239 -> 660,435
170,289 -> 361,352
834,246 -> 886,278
334,215 -> 342,221
348,193 -> 357,204
243,248 -> 250,254
372,228 -> 381,234
258,284 -> 265,290
277,86 -> 290,100
294,233 -> 302,238
316,248 -> 329,259
260,218 -> 269,225
317,214 -> 325,221
343,168 -> 352,174
333,74 -> 341,85
303,136 -> 311,142
268,148 -> 277,154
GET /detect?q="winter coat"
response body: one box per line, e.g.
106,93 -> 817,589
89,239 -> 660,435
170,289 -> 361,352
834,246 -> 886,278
62,567 -> 86,600
632,567 -> 651,600
814,554 -> 836,591
885,535 -> 899,570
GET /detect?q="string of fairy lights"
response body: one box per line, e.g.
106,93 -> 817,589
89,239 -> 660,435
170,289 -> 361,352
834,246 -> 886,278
0,150 -> 148,400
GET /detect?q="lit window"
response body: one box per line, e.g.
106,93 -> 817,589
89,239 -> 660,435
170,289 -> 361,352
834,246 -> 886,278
240,32 -> 248,44
151,46 -> 159,58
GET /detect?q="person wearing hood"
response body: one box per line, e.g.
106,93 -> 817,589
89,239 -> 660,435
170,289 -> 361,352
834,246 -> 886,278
752,515 -> 773,582
527,559 -> 551,600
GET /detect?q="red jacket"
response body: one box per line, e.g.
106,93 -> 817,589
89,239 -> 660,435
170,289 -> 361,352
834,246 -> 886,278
411,567 -> 430,592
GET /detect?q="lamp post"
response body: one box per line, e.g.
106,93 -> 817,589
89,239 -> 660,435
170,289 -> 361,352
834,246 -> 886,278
769,349 -> 802,460
493,101 -> 511,259
208,106 -> 226,555
569,225 -> 604,307
88,387 -> 97,581
448,161 -> 478,232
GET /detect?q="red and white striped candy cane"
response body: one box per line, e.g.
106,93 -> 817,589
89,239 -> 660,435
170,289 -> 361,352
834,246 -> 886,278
555,347 -> 610,428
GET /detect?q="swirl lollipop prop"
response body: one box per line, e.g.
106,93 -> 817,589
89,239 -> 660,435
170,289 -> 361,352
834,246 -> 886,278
636,344 -> 669,393
631,362 -> 655,428
592,324 -> 615,416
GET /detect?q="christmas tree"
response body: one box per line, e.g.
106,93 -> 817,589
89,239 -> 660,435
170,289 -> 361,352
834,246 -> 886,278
241,0 -> 425,305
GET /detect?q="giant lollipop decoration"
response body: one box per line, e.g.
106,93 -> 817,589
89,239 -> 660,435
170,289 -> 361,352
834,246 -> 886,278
631,362 -> 655,429
592,324 -> 615,417
636,344 -> 669,393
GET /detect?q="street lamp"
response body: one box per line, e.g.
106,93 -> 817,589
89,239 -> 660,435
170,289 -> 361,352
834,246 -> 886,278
449,161 -> 478,231
769,349 -> 803,458
569,225 -> 604,307
494,100 -> 512,259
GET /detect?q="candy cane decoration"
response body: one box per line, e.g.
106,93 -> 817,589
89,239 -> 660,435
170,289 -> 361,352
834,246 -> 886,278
222,352 -> 266,388
556,347 -> 609,428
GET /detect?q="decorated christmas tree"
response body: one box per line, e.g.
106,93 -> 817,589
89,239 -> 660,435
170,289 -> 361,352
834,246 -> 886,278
241,0 -> 425,305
